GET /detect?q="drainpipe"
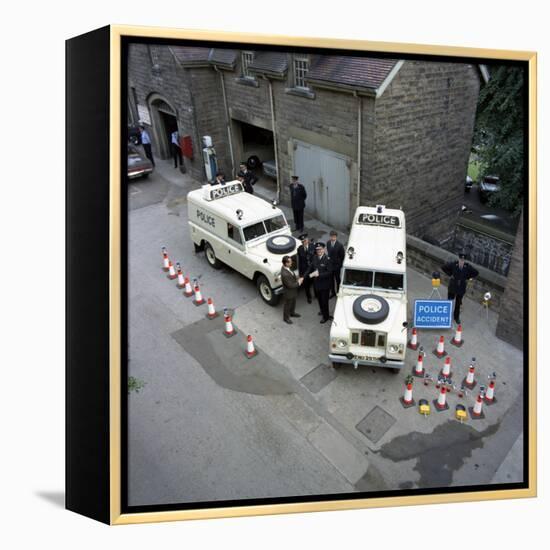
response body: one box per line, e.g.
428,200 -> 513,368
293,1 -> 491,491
354,91 -> 362,210
215,66 -> 235,177
264,76 -> 281,201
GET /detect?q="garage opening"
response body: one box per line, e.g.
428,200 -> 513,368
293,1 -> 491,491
235,121 -> 277,193
149,96 -> 178,160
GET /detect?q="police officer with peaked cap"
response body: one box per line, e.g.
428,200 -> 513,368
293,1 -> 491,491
326,229 -> 345,297
441,252 -> 479,324
305,242 -> 334,323
297,233 -> 315,303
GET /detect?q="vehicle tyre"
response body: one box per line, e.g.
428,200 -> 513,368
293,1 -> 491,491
247,155 -> 261,169
256,274 -> 280,306
204,242 -> 222,269
266,235 -> 296,254
352,294 -> 390,324
142,173 -> 150,179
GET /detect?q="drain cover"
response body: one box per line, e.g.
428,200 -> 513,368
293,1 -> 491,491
300,363 -> 338,394
356,406 -> 396,443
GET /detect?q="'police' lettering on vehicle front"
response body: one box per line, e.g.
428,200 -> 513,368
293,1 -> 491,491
196,209 -> 216,228
357,213 -> 400,227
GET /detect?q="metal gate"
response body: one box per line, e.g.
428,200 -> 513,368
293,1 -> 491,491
293,140 -> 351,228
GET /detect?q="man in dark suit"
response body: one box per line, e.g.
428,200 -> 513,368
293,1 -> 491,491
238,162 -> 258,194
297,234 -> 315,303
441,253 -> 479,324
305,242 -> 334,323
289,175 -> 307,232
281,255 -> 303,324
326,230 -> 345,297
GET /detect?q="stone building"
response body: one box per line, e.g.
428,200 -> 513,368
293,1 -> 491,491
128,44 -> 483,243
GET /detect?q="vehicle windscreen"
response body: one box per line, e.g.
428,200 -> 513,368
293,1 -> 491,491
374,271 -> 404,290
343,269 -> 374,287
243,222 -> 267,241
264,215 -> 286,233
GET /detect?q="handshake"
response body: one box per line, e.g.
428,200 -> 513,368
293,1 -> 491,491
298,277 -> 304,285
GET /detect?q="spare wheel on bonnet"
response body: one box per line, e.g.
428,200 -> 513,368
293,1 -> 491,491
266,235 -> 296,254
353,294 -> 390,324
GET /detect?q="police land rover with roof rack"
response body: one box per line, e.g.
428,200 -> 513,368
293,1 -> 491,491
187,181 -> 299,305
329,205 -> 408,371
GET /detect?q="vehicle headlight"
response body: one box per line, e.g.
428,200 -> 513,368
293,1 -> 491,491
389,344 -> 399,353
336,338 -> 348,349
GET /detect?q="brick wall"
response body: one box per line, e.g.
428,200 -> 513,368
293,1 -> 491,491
367,61 -> 480,243
496,211 -> 525,349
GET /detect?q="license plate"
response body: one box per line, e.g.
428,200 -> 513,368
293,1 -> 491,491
355,356 -> 377,361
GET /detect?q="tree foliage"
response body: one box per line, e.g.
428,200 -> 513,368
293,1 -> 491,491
473,65 -> 525,216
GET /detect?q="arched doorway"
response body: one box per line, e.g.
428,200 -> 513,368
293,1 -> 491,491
147,93 -> 178,160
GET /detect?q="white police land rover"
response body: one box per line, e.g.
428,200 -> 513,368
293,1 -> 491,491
329,205 -> 408,371
187,181 -> 299,305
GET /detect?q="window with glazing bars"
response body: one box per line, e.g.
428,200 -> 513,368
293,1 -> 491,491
294,57 -> 309,88
242,51 -> 254,78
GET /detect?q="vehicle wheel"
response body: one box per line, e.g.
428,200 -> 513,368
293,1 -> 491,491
256,274 -> 280,306
266,235 -> 296,254
204,242 -> 222,269
142,173 -> 150,179
247,155 -> 261,169
352,294 -> 390,324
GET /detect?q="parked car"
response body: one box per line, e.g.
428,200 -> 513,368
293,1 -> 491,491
262,159 -> 277,179
128,124 -> 141,145
127,144 -> 153,180
465,175 -> 473,193
478,175 -> 501,203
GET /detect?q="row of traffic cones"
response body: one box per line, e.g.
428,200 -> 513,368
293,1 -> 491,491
401,375 -> 497,420
162,247 -> 258,359
407,326 -> 464,353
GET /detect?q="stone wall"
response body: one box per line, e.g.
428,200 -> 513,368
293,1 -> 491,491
496,211 -> 525,349
367,61 -> 480,244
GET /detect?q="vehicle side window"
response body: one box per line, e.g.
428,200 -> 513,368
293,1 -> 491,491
227,223 -> 242,245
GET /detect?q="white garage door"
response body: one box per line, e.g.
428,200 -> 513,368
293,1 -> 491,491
294,140 -> 351,228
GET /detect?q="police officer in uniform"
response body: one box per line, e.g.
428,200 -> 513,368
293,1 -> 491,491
326,230 -> 345,297
305,242 -> 333,323
441,253 -> 479,324
281,255 -> 303,324
289,175 -> 307,232
238,162 -> 258,194
297,234 -> 315,303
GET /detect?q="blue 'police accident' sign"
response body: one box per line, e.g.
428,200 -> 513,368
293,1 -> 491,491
413,300 -> 453,329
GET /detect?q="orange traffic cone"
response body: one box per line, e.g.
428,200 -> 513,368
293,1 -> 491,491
223,309 -> 236,338
193,282 -> 205,306
485,380 -> 497,405
433,386 -> 449,411
245,335 -> 258,359
407,328 -> 419,350
433,335 -> 447,358
451,324 -> 464,347
400,382 -> 415,408
412,349 -> 425,377
206,298 -> 218,319
183,277 -> 193,297
469,391 -> 485,419
167,260 -> 177,280
462,360 -> 477,390
441,356 -> 452,378
162,247 -> 170,272
176,263 -> 185,288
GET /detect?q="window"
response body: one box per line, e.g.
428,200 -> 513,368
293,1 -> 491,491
243,222 -> 267,241
343,269 -> 374,287
294,57 -> 309,89
227,223 -> 242,245
242,51 -> 254,79
264,215 -> 286,233
374,272 -> 404,291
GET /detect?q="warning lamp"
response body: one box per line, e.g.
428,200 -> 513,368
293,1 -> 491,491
347,246 -> 355,259
236,209 -> 243,220
376,204 -> 384,213
271,200 -> 278,209
431,270 -> 441,288
396,251 -> 404,264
